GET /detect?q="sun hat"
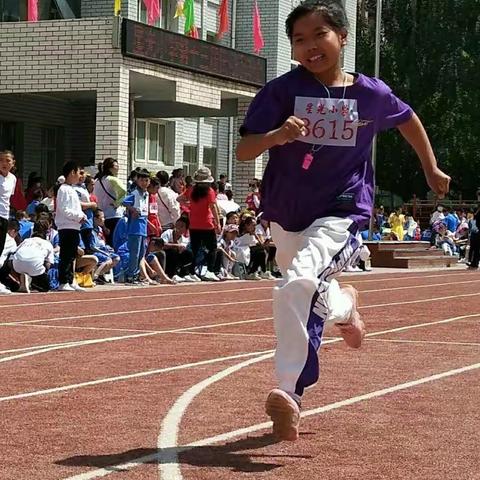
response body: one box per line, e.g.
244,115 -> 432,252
193,167 -> 214,184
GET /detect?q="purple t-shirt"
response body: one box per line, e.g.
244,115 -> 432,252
240,66 -> 413,232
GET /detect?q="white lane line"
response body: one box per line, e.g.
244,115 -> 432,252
366,338 -> 480,347
0,317 -> 273,365
5,287 -> 480,330
180,331 -> 275,339
63,358 -> 480,479
0,350 -> 275,404
157,353 -> 274,480
0,341 -> 85,355
1,271 -> 472,309
344,270 -> 471,284
0,299 -> 271,326
0,285 -> 272,309
1,324 -> 158,333
5,313 -> 478,405
359,292 -> 480,309
360,278 -> 480,294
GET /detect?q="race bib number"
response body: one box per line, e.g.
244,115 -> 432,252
294,96 -> 359,147
149,201 -> 158,214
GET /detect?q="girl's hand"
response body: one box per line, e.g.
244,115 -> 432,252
425,167 -> 451,199
273,116 -> 307,145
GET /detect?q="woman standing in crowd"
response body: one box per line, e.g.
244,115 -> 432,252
180,167 -> 221,281
93,157 -> 126,246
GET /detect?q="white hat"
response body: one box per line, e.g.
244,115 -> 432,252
193,167 -> 214,184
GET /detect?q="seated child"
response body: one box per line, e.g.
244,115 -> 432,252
217,223 -> 239,280
233,216 -> 268,280
161,216 -> 198,283
11,220 -> 54,293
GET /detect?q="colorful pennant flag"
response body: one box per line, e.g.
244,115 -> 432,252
253,0 -> 265,54
216,0 -> 229,39
183,0 -> 198,38
174,0 -> 184,18
27,0 -> 38,22
143,0 -> 161,26
114,0 -> 121,16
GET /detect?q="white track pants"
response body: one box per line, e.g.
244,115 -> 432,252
271,217 -> 362,397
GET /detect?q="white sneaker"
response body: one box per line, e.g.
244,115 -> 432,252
245,272 -> 262,281
183,275 -> 196,283
260,271 -> 276,280
58,283 -> 75,291
202,271 -> 220,282
172,275 -> 186,283
70,283 -> 86,292
0,282 -> 12,295
190,274 -> 202,282
225,272 -> 239,280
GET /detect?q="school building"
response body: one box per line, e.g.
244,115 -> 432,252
0,0 -> 357,197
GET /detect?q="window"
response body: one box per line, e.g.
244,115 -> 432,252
149,122 -> 159,162
0,0 -> 70,22
203,147 -> 217,180
0,121 -> 16,152
136,120 -> 146,161
40,127 -> 62,186
136,119 -> 169,164
137,0 -> 173,29
183,145 -> 198,177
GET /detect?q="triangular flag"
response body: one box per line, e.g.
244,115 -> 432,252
114,0 -> 121,16
143,0 -> 161,25
253,0 -> 265,54
184,0 -> 198,38
28,0 -> 38,22
174,0 -> 184,18
217,0 -> 229,39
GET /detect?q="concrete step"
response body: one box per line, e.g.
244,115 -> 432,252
392,249 -> 443,258
399,256 -> 458,269
365,241 -> 431,252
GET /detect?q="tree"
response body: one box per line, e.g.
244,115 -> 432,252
356,0 -> 480,201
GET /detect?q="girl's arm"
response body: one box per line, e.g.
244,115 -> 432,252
236,116 -> 307,161
397,113 -> 450,198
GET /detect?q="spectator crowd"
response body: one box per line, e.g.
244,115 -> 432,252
370,204 -> 480,268
0,151 -> 280,295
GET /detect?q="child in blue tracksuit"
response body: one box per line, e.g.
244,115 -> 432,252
122,169 -> 150,284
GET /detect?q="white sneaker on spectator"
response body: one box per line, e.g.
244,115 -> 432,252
71,283 -> 86,292
58,283 -> 75,292
260,271 -> 276,280
183,275 -> 197,283
172,275 -> 186,283
225,272 -> 239,280
0,282 -> 12,295
189,274 -> 202,282
245,272 -> 262,281
202,271 -> 220,282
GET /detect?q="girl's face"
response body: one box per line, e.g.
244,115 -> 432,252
291,12 -> 347,77
111,162 -> 120,176
227,214 -> 239,225
85,181 -> 94,193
